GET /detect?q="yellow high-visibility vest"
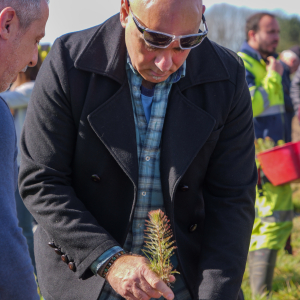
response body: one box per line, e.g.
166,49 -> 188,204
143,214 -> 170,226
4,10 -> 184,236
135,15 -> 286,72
237,52 -> 284,117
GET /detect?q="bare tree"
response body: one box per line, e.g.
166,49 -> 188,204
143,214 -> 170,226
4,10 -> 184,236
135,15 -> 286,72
205,4 -> 254,52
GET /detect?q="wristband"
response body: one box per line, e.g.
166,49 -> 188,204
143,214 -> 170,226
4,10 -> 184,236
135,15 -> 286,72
101,250 -> 127,278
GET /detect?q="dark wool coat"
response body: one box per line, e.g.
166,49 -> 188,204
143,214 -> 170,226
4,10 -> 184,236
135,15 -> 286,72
19,14 -> 257,300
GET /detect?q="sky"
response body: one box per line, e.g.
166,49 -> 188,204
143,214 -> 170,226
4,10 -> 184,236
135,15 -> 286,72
42,0 -> 300,45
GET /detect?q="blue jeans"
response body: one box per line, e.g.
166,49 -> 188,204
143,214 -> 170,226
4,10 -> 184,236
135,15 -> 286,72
15,184 -> 36,273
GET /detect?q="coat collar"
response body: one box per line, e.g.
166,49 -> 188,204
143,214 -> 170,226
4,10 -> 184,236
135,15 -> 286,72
75,14 -> 230,88
75,14 -> 127,85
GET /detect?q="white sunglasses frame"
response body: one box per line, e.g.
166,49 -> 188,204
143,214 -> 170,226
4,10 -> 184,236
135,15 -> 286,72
128,5 -> 209,50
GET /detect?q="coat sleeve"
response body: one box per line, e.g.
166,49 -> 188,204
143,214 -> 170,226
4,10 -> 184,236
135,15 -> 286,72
198,57 -> 257,300
0,98 -> 39,300
291,66 -> 300,120
19,38 -> 120,279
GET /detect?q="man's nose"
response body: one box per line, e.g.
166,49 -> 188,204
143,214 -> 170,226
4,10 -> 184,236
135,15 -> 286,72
28,46 -> 39,67
154,50 -> 173,73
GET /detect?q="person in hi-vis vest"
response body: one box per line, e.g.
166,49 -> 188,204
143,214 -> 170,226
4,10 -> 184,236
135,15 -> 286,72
238,12 -> 294,299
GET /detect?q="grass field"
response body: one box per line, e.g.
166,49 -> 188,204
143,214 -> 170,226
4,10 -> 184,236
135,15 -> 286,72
241,186 -> 300,300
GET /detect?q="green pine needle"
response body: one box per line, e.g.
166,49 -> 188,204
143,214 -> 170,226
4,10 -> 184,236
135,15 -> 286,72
142,209 -> 180,286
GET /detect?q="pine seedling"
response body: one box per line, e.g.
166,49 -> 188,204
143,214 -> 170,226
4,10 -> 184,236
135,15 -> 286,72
255,136 -> 285,155
142,209 -> 179,286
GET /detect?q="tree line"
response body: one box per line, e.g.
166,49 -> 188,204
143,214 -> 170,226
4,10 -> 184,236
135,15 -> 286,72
204,4 -> 300,53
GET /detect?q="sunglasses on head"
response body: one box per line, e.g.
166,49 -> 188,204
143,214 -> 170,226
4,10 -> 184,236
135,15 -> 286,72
126,0 -> 208,50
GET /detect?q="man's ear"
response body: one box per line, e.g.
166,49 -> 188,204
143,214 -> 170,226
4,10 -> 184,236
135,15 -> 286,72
248,30 -> 256,42
202,5 -> 206,15
120,0 -> 130,29
0,7 -> 17,40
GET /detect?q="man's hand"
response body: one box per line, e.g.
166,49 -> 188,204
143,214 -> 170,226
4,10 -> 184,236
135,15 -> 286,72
266,56 -> 284,76
106,255 -> 175,300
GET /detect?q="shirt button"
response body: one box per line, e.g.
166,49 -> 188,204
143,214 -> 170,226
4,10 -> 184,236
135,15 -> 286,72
142,192 -> 147,196
145,156 -> 150,161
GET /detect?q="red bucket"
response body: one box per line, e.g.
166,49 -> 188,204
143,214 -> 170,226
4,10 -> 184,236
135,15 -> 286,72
257,141 -> 300,186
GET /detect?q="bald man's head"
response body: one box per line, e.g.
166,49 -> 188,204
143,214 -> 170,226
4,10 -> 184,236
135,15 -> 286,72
130,0 -> 203,35
120,0 -> 205,85
280,50 -> 300,74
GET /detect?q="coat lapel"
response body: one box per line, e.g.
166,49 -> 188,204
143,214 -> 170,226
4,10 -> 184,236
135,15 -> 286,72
161,38 -> 230,204
87,80 -> 139,187
75,15 -> 139,187
160,84 -> 216,205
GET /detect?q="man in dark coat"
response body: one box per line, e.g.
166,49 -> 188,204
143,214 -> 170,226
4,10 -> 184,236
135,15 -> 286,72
19,0 -> 257,299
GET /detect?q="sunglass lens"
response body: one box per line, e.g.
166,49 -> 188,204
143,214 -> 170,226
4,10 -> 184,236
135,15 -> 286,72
180,35 -> 206,49
144,31 -> 173,47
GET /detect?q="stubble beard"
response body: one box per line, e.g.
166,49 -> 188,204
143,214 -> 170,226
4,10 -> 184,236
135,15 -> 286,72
258,40 -> 277,59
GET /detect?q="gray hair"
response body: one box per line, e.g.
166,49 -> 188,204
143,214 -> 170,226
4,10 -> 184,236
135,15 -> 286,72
0,0 -> 49,29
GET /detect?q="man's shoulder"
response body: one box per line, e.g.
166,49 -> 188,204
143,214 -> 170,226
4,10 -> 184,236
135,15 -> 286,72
210,41 -> 245,72
0,96 -> 15,139
0,97 -> 16,159
0,97 -> 14,130
53,14 -> 120,64
0,95 -> 10,110
58,25 -> 100,52
199,40 -> 245,86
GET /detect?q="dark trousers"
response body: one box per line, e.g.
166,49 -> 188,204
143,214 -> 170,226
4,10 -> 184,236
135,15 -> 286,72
248,249 -> 278,298
254,114 -> 285,143
254,112 -> 293,143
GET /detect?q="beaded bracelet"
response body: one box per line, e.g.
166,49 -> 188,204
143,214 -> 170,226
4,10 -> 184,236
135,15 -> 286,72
101,250 -> 127,278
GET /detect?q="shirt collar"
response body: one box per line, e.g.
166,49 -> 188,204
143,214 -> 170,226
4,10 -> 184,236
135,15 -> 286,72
126,54 -> 186,84
241,41 -> 263,61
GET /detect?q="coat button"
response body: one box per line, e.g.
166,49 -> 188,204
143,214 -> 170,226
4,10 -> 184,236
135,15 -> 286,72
48,242 -> 56,248
180,185 -> 189,192
68,262 -> 76,271
61,255 -> 69,264
54,248 -> 62,255
189,224 -> 197,232
91,174 -> 101,183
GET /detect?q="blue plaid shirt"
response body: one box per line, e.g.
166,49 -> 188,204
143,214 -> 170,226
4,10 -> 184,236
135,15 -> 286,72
92,59 -> 191,300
